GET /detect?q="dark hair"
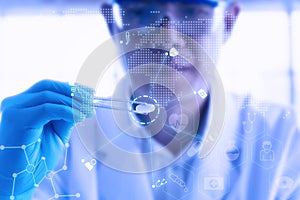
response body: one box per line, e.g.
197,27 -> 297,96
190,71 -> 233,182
114,0 -> 220,8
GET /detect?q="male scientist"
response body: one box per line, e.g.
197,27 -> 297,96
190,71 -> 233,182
1,0 -> 300,199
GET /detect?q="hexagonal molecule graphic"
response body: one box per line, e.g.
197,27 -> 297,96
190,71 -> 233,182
252,135 -> 283,169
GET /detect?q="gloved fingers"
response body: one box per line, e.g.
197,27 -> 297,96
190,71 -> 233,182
0,104 -> 84,146
24,80 -> 94,113
2,91 -> 88,113
24,80 -> 95,103
46,120 -> 75,145
1,87 -> 94,119
23,103 -> 85,129
1,91 -> 81,109
24,79 -> 72,97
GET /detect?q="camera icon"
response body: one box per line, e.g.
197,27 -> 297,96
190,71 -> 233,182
197,89 -> 208,99
203,177 -> 224,191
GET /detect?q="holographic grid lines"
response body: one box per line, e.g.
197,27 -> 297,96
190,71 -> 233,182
0,140 -> 79,200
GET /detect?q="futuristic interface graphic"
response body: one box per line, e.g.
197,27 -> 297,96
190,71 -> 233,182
74,26 -> 225,174
0,141 -> 79,200
2,3 -> 298,200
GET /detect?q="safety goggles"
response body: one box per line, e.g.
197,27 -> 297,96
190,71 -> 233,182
115,0 -> 223,8
112,1 -> 228,39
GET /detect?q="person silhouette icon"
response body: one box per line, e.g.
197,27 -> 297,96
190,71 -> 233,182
260,141 -> 275,161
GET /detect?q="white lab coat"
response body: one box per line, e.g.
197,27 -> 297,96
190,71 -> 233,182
33,94 -> 300,200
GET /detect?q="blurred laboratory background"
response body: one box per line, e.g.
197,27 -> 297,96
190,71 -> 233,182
0,0 -> 299,124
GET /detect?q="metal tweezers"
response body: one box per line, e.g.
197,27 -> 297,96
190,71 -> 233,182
93,97 -> 156,115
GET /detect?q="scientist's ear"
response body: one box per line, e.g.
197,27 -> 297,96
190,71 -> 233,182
101,3 -> 123,36
223,2 -> 240,43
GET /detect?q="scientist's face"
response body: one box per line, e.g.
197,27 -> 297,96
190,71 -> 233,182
102,1 -> 239,84
101,1 -> 239,146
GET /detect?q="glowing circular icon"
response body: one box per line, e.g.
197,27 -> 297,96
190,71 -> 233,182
74,27 -> 225,173
129,95 -> 159,125
111,63 -> 197,139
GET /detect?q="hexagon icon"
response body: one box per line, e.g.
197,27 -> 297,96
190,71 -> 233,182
269,167 -> 300,200
252,135 -> 283,169
237,107 -> 266,140
163,165 -> 194,199
217,138 -> 249,169
198,168 -> 230,199
166,106 -> 196,141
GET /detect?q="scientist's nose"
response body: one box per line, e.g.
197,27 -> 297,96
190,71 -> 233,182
159,15 -> 186,48
154,3 -> 176,28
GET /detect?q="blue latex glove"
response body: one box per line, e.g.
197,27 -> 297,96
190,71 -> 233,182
0,80 -> 94,199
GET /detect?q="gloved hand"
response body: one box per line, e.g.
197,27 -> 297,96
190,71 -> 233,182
0,80 -> 94,199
